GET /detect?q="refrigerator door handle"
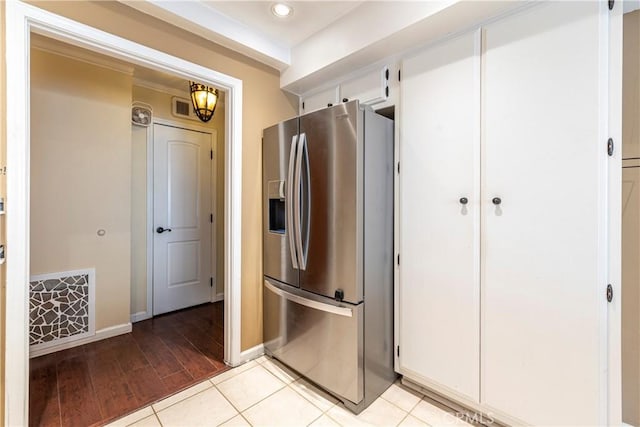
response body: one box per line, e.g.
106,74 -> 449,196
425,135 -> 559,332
287,134 -> 299,269
265,280 -> 353,318
294,132 -> 307,270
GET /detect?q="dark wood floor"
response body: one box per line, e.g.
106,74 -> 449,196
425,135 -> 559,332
29,302 -> 228,427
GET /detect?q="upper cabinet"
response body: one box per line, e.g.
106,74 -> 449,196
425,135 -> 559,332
300,65 -> 395,115
340,66 -> 390,106
300,86 -> 339,115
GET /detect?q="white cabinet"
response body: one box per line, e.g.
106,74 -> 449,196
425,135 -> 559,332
399,2 -> 607,425
301,86 -> 339,114
340,65 -> 390,106
300,65 -> 393,115
399,31 -> 480,403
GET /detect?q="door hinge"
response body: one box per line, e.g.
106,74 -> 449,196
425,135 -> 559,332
302,101 -> 305,110
397,254 -> 400,265
210,277 -> 213,288
607,284 -> 613,302
210,150 -> 213,160
385,86 -> 389,98
607,138 -> 614,157
398,69 -> 401,81
396,346 -> 400,357
397,162 -> 400,174
609,0 -> 614,10
210,213 -> 213,223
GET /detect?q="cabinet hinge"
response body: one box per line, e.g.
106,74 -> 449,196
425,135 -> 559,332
396,346 -> 400,357
607,284 -> 613,302
609,0 -> 614,10
398,69 -> 401,82
397,162 -> 400,174
607,138 -> 614,156
210,213 -> 213,223
210,149 -> 214,160
302,101 -> 305,110
397,254 -> 400,265
210,277 -> 213,288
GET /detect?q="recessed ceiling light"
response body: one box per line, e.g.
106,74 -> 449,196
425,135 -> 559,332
271,3 -> 292,18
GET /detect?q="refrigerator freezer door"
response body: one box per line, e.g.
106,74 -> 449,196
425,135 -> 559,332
263,278 -> 364,405
263,118 -> 300,287
299,102 -> 363,303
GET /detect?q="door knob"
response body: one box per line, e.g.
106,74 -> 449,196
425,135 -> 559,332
156,227 -> 172,234
459,197 -> 468,205
492,197 -> 502,205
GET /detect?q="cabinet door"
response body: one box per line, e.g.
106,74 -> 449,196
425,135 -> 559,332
482,2 -> 604,424
399,31 -> 480,402
340,65 -> 390,106
301,86 -> 339,114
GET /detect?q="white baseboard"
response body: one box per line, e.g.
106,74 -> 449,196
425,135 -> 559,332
131,311 -> 152,323
234,343 -> 264,366
213,292 -> 225,302
29,322 -> 132,358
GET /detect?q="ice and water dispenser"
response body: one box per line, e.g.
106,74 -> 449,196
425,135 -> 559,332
268,180 -> 286,234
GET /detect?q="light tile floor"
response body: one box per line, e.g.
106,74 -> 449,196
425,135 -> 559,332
106,356 -> 472,427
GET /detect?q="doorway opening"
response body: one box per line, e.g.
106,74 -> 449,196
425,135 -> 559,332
5,3 -> 244,426
27,31 -> 230,426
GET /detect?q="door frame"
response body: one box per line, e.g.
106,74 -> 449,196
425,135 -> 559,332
5,2 -> 244,425
148,119 -> 219,318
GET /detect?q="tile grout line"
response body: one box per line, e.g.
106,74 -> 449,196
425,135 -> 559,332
306,412 -> 325,426
286,379 -> 338,415
323,410 -> 343,426
152,380 -> 214,414
395,412 -> 411,427
379,390 -> 424,415
211,381 -> 251,425
212,365 -> 289,418
235,412 -> 254,427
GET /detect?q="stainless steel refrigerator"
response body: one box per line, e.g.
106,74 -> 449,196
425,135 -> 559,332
262,100 -> 395,413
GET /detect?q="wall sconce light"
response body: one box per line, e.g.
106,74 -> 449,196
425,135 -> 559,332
190,82 -> 219,123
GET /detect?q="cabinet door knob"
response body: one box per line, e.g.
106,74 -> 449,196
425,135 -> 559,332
459,197 -> 468,205
492,197 -> 502,205
156,227 -> 172,234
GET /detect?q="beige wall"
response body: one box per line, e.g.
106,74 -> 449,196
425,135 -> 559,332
30,48 -> 133,330
28,1 -> 298,350
130,85 -> 226,316
624,11 -> 640,159
623,10 -> 640,426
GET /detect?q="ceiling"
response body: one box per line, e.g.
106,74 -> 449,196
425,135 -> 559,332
121,1 -> 526,94
201,1 -> 364,48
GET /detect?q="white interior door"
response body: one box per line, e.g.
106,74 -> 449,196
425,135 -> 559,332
399,31 -> 480,402
481,2 -> 605,424
153,124 -> 213,315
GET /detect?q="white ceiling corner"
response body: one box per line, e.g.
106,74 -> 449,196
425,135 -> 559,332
120,0 -> 291,70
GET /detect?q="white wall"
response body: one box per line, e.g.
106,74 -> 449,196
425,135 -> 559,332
30,48 -> 132,330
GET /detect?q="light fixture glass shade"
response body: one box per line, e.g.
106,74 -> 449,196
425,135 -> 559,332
190,82 -> 219,123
